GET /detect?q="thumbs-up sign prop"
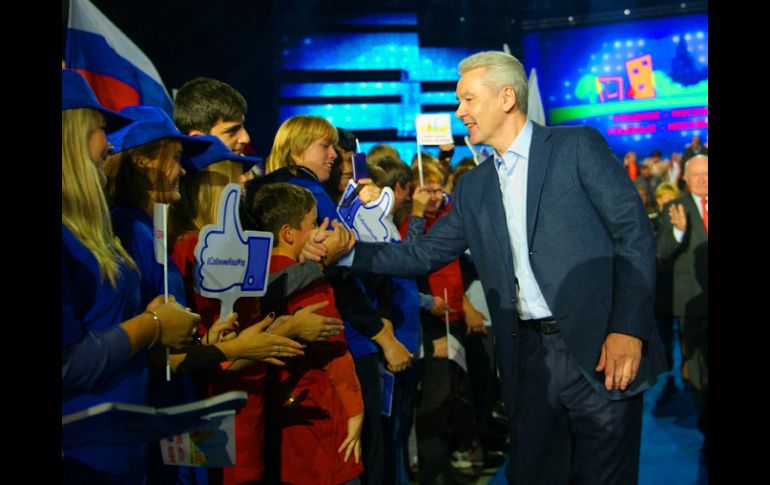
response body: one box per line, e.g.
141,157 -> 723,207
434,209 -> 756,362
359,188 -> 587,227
336,180 -> 394,243
195,183 -> 273,317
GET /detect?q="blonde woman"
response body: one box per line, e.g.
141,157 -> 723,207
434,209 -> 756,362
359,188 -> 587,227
61,70 -> 200,483
104,108 -> 307,484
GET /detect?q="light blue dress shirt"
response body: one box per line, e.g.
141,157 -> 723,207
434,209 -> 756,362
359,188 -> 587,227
493,120 -> 553,320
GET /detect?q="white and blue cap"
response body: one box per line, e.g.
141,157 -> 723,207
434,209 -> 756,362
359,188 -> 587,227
108,106 -> 212,159
184,135 -> 264,174
62,69 -> 135,133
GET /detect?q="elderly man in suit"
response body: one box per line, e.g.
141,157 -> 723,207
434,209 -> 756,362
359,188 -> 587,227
656,155 -> 708,452
338,51 -> 665,485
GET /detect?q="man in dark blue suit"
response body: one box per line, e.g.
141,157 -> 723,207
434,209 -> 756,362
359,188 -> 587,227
345,51 -> 666,484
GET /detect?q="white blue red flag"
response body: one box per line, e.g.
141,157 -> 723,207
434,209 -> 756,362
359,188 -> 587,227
65,0 -> 173,115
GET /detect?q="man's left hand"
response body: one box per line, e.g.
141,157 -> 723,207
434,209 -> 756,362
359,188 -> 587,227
595,332 -> 642,391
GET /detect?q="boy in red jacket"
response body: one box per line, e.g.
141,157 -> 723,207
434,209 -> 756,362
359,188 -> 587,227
252,182 -> 364,485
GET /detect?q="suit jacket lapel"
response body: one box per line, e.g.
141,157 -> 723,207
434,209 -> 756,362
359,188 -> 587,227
478,158 -> 516,277
526,123 -> 553,247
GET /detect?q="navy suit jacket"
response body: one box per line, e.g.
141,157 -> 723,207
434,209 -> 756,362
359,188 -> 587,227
353,123 -> 666,413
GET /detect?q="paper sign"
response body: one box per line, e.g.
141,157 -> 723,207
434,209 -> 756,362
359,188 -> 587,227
447,333 -> 467,372
337,180 -> 394,243
416,113 -> 453,145
415,335 -> 465,370
194,183 -> 273,317
160,411 -> 236,467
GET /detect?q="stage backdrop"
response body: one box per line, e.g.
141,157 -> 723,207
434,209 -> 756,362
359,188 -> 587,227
524,13 -> 708,159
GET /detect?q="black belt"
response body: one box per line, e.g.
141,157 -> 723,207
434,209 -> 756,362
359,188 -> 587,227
519,317 -> 559,334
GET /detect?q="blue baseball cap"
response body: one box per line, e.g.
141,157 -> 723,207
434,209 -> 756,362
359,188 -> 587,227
184,135 -> 264,174
108,106 -> 212,160
61,69 -> 135,133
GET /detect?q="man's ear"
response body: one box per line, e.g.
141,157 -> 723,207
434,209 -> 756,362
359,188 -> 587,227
501,85 -> 516,112
279,223 -> 294,245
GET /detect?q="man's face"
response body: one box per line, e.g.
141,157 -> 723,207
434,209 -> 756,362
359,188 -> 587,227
456,67 -> 508,150
684,156 -> 708,198
210,116 -> 250,154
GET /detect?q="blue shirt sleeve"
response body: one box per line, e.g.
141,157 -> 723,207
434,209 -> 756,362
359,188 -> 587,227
62,325 -> 132,392
61,250 -> 133,393
419,292 -> 435,311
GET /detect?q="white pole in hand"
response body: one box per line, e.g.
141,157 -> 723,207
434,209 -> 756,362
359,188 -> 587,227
417,143 -> 424,187
162,204 -> 171,382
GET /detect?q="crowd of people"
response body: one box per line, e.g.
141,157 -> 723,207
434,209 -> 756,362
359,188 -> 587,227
62,48 -> 707,485
623,140 -> 709,462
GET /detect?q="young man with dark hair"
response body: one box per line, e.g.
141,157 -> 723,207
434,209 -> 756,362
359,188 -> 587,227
173,77 -> 251,155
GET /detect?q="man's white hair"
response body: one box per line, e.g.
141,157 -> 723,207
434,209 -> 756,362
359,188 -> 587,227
458,51 -> 529,114
684,154 -> 708,176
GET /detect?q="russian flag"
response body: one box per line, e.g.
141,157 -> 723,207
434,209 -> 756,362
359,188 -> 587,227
65,0 -> 173,116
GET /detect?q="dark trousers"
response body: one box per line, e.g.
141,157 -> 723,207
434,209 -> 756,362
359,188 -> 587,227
656,314 -> 677,372
681,316 -> 708,437
464,332 -> 496,444
354,353 -> 385,485
416,326 -> 478,484
505,326 -> 643,485
382,365 -> 418,485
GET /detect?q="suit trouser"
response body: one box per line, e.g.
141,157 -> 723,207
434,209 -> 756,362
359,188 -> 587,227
505,326 -> 643,485
681,316 -> 708,437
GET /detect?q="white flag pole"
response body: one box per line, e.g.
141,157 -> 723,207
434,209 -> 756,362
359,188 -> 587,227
417,144 -> 424,187
444,288 -> 450,336
162,204 -> 171,382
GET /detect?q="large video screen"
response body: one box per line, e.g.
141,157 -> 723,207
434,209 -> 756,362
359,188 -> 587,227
524,13 -> 707,158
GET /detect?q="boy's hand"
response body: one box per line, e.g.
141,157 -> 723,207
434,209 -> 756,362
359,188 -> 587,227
338,412 -> 364,463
